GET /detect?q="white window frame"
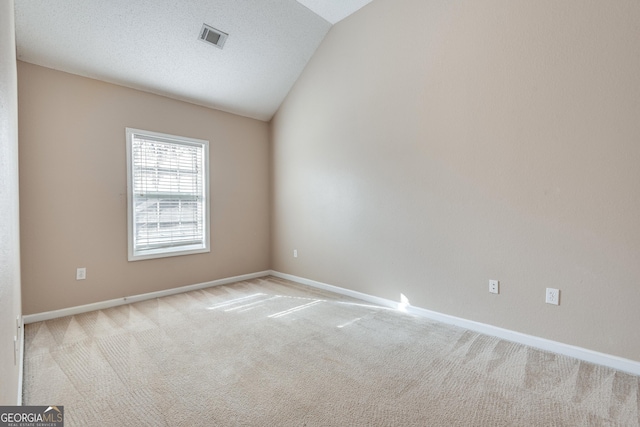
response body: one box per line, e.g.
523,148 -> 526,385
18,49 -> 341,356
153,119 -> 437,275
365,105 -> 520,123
126,128 -> 210,261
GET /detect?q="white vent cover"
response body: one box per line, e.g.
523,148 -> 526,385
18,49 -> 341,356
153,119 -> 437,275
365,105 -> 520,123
199,24 -> 228,49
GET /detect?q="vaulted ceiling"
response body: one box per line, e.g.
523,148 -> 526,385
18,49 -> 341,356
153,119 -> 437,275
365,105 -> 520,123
14,0 -> 373,121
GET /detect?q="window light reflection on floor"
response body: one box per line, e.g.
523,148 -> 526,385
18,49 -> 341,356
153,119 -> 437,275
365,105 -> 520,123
205,292 -> 404,321
398,293 -> 410,312
268,300 -> 323,319
224,295 -> 281,312
206,293 -> 265,310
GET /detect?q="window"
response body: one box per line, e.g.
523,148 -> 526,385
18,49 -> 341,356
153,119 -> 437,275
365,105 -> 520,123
126,128 -> 210,261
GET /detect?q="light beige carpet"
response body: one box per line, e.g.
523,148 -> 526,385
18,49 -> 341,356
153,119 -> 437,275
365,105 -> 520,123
24,276 -> 639,426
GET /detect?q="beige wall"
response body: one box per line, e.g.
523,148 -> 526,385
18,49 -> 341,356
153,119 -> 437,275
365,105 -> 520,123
19,62 -> 270,315
0,0 -> 22,404
272,0 -> 640,361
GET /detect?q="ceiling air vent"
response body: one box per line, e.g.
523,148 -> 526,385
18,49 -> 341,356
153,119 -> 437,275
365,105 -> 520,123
199,24 -> 228,49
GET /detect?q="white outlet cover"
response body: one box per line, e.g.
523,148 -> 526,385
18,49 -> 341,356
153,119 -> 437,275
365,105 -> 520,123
489,280 -> 499,294
545,288 -> 560,305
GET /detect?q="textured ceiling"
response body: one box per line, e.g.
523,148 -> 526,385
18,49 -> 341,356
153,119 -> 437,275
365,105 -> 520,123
14,0 -> 372,121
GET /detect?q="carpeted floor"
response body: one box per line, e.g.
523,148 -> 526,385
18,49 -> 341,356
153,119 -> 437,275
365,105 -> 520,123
23,276 -> 640,426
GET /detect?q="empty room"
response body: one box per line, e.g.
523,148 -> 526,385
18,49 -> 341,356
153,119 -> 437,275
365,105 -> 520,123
1,0 -> 639,425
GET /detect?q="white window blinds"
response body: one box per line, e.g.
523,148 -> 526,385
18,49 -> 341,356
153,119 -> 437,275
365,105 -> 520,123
126,128 -> 209,261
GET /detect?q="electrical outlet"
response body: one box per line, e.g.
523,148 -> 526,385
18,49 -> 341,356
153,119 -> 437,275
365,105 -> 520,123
76,267 -> 86,280
545,288 -> 560,305
293,249 -> 298,258
489,280 -> 499,294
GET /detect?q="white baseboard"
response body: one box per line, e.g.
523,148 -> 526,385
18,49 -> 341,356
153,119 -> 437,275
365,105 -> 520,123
270,270 -> 640,377
23,271 -> 271,324
270,271 -> 400,310
17,315 -> 24,406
